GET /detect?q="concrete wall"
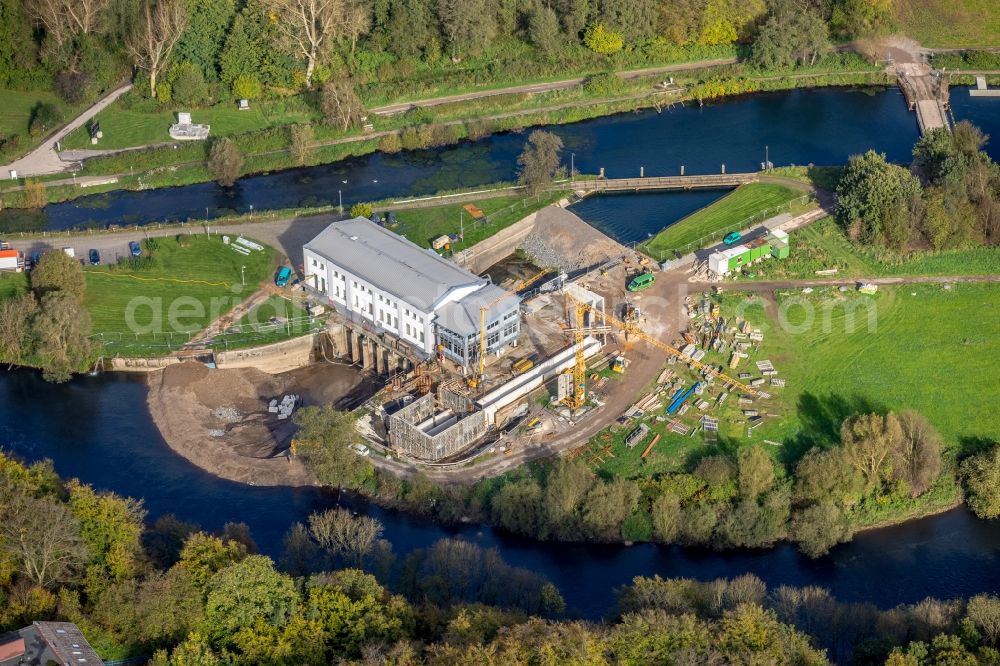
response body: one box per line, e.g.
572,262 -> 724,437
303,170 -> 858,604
109,333 -> 318,375
452,210 -> 542,274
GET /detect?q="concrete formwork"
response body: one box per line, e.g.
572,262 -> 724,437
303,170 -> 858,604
387,389 -> 489,461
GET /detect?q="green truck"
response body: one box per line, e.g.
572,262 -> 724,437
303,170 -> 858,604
627,271 -> 655,292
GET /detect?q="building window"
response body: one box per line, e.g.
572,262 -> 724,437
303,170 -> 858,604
419,330 -> 425,343
503,322 -> 517,337
311,258 -> 317,267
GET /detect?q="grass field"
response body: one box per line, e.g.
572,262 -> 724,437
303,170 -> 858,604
0,89 -> 81,161
392,191 -> 568,253
84,235 -> 276,356
750,217 -> 1000,279
584,282 -> 1000,481
0,272 -> 27,300
63,99 -> 319,150
640,183 -> 810,258
894,0 -> 1000,47
210,295 -> 322,350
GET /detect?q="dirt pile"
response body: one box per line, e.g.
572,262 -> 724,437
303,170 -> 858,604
520,206 -> 632,271
147,361 -> 374,487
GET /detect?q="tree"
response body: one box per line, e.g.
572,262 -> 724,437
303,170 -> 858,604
792,502 -> 852,558
966,594 -> 1000,646
436,0 -> 496,59
177,531 -> 247,589
307,508 -> 383,567
596,0 -> 658,42
31,250 -> 85,300
491,478 -> 545,537
320,79 -> 365,131
836,150 -> 922,247
207,137 -> 242,187
517,130 -> 563,195
840,413 -> 902,492
204,555 -> 298,642
651,490 -> 681,543
0,487 -> 88,587
68,481 -> 146,583
891,410 -> 942,497
0,294 -> 37,363
737,446 -> 775,499
961,445 -> 1000,519
25,0 -> 109,51
32,291 -> 95,383
544,459 -> 593,535
169,61 -> 209,105
279,523 -> 318,576
292,406 -> 373,490
232,73 -> 261,100
341,0 -> 370,54
127,0 -> 188,98
528,4 -> 561,56
751,0 -> 829,70
349,202 -> 373,219
289,123 -> 314,166
172,0 -> 235,78
583,23 -> 623,54
264,0 -> 342,87
581,478 -> 640,540
794,447 -> 864,506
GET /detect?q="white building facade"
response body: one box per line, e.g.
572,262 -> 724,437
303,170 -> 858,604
303,217 -> 519,366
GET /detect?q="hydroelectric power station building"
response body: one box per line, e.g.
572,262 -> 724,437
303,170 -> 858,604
302,217 -> 520,369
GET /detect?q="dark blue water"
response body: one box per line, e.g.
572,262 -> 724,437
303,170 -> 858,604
15,86 -> 928,232
569,189 -> 732,245
2,368 -> 999,618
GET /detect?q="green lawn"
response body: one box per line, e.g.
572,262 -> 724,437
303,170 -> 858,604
640,183 -> 810,259
210,295 -> 322,350
894,0 -> 1000,47
84,235 -> 276,356
0,271 -> 28,300
586,282 -> 1000,481
749,217 -> 1000,279
0,89 -> 81,161
63,98 -> 319,150
391,191 -> 568,254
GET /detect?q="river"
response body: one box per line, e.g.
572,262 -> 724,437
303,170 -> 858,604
2,86 -> 1000,618
4,85 -> 978,233
1,368 -> 999,619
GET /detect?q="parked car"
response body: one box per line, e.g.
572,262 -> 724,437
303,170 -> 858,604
274,266 -> 292,287
723,231 -> 742,245
129,241 -> 142,257
88,249 -> 101,266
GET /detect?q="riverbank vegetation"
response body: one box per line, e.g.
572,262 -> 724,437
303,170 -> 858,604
7,450 -> 1000,664
640,182 -> 812,258
895,0 -> 1000,48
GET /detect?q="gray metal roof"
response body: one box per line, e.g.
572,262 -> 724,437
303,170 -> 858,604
437,283 -> 519,336
304,217 -> 484,310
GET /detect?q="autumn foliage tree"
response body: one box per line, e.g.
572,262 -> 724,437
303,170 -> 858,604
517,130 -> 563,195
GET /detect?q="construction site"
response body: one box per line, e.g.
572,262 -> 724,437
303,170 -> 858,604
305,204 -> 783,471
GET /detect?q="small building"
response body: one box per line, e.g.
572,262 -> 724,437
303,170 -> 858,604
303,217 -> 520,368
0,621 -> 104,666
708,230 -> 790,275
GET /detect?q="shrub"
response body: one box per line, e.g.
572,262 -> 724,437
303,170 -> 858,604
143,237 -> 160,252
232,74 -> 262,100
170,63 -> 209,106
403,106 -> 434,125
28,103 -> 64,138
378,132 -> 402,153
54,71 -> 91,104
350,203 -> 373,218
155,82 -> 173,103
208,138 -> 243,187
428,124 -> 459,147
583,23 -> 623,55
465,118 -> 494,141
400,127 -> 423,151
583,72 -> 626,96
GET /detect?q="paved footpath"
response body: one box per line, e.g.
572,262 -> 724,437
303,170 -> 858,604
1,83 -> 133,178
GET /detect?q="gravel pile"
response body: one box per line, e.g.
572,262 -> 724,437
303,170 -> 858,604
213,407 -> 242,422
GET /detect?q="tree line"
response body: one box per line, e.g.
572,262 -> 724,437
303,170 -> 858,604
836,121 -> 1000,251
7,449 -> 1000,664
288,404 -> 1000,560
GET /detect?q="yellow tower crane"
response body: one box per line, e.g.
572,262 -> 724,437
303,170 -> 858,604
564,292 -> 766,399
468,268 -> 555,390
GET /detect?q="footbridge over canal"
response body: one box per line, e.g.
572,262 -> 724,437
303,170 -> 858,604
572,172 -> 757,194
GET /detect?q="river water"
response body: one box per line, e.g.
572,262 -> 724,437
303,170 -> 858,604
2,85 -> 961,233
1,368 -> 999,619
2,86 -> 1000,618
